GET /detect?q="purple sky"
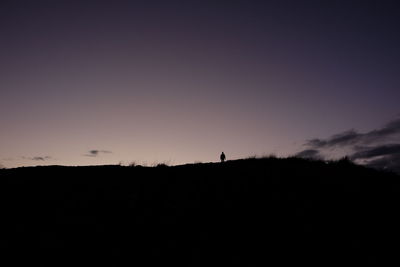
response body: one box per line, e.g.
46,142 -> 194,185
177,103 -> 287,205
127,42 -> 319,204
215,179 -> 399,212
1,0 -> 400,168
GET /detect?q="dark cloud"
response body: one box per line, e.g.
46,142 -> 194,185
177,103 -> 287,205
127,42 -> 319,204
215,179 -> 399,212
85,150 -> 112,157
368,119 -> 400,140
363,153 -> 400,173
306,118 -> 400,149
349,143 -> 400,173
301,118 -> 400,173
23,156 -> 52,161
306,130 -> 359,148
351,144 -> 400,160
295,149 -> 322,160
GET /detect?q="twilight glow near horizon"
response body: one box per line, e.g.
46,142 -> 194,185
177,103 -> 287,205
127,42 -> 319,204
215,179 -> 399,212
1,1 -> 400,168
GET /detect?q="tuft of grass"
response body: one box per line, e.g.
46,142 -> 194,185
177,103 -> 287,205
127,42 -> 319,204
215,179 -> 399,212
336,156 -> 356,166
245,155 -> 258,160
151,160 -> 171,168
155,163 -> 169,168
263,153 -> 277,159
128,161 -> 137,167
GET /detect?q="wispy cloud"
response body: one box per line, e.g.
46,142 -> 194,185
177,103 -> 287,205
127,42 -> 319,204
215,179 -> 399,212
22,156 -> 52,161
351,144 -> 400,160
361,153 -> 400,173
295,149 -> 322,160
297,118 -> 400,173
306,130 -> 359,148
305,118 -> 400,149
84,150 -> 112,157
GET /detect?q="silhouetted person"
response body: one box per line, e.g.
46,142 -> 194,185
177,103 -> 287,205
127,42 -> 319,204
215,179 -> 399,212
220,152 -> 226,162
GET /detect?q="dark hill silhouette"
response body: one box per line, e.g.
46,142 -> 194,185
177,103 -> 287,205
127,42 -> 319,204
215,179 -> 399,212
0,157 -> 399,265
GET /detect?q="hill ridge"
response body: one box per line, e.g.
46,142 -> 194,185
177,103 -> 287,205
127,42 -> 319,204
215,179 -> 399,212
0,157 -> 399,265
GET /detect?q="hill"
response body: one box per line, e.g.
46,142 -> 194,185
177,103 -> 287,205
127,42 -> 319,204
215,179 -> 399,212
0,157 -> 399,265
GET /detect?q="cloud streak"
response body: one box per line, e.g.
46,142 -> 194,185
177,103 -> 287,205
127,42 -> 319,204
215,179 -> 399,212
363,154 -> 400,173
85,150 -> 112,157
297,118 -> 400,173
305,118 -> 400,149
351,144 -> 400,160
295,149 -> 322,160
23,156 -> 52,161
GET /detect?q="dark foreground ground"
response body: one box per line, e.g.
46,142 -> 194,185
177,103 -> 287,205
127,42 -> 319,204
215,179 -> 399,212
0,157 -> 399,265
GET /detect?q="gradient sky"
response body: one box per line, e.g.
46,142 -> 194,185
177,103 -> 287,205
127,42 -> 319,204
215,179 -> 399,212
1,0 -> 400,168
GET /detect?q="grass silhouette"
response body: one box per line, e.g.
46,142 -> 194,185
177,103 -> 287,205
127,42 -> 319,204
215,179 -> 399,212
0,157 -> 399,265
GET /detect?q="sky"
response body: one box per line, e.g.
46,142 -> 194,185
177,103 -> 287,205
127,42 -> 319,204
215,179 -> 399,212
1,0 -> 400,169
